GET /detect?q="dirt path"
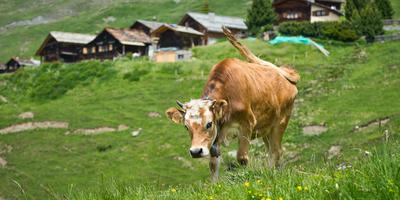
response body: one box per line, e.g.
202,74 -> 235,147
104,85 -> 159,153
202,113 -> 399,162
0,121 -> 69,135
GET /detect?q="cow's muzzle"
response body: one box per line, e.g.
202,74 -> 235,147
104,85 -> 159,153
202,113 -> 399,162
189,147 -> 208,158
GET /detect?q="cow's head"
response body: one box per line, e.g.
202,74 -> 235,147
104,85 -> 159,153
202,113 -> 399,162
165,99 -> 228,158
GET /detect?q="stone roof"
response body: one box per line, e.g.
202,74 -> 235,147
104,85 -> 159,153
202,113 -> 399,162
180,12 -> 247,33
49,31 -> 96,44
104,28 -> 152,45
7,57 -> 40,66
152,24 -> 204,36
135,20 -> 165,31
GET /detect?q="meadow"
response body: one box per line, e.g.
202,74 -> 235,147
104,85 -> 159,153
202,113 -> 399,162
1,38 -> 400,199
1,0 -> 400,199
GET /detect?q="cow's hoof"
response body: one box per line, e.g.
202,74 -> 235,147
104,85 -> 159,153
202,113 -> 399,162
238,158 -> 248,166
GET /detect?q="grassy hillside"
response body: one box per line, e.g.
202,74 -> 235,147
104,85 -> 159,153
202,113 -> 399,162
1,0 -> 399,62
1,38 -> 400,199
0,0 -> 250,62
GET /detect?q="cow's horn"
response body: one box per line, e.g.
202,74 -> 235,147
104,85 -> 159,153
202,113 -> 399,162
176,100 -> 184,109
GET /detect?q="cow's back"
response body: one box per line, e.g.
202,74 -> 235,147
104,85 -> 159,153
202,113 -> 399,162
202,58 -> 298,131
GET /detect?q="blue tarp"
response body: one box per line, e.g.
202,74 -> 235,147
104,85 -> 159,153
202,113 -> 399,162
269,36 -> 329,56
269,36 -> 313,45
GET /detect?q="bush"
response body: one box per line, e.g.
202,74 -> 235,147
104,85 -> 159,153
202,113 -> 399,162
123,68 -> 150,82
278,21 -> 360,42
5,61 -> 117,100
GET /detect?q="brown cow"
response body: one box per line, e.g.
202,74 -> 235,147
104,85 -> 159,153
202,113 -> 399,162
166,27 -> 299,182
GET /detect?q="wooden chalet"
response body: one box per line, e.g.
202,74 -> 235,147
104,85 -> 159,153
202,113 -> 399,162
83,28 -> 152,60
35,31 -> 95,63
151,24 -> 203,49
273,0 -> 344,23
130,20 -> 165,35
3,57 -> 40,73
178,12 -> 247,45
0,64 -> 6,74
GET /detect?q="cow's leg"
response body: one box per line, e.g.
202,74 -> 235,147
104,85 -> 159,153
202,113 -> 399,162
237,124 -> 252,166
267,115 -> 291,168
209,156 -> 220,182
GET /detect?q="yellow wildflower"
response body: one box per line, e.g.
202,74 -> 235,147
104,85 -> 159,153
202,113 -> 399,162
304,186 -> 309,191
244,181 -> 250,187
170,188 -> 176,193
257,179 -> 262,184
296,185 -> 303,192
208,196 -> 213,200
266,198 -> 272,200
278,197 -> 283,200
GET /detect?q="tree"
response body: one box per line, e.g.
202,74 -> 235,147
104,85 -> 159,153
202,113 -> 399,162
352,3 -> 384,42
246,0 -> 276,36
345,0 -> 356,19
201,0 -> 210,14
374,0 -> 394,19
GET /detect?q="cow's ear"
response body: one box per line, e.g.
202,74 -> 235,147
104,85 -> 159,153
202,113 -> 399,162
165,107 -> 184,124
211,99 -> 228,119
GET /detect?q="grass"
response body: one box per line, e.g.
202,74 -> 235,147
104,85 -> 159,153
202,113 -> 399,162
0,1 -> 400,198
0,38 -> 400,199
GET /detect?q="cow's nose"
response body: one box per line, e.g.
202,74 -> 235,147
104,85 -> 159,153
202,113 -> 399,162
189,147 -> 203,158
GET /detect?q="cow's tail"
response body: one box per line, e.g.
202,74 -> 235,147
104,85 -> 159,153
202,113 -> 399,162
222,27 -> 300,84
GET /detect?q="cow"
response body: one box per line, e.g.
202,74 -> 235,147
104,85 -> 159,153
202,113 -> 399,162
165,27 -> 300,182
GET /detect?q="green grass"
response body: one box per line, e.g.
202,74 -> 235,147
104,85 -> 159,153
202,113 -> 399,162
1,38 -> 400,199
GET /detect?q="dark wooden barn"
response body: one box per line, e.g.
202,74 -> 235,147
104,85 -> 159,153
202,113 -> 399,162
0,64 -> 6,74
35,32 -> 95,63
3,57 -> 40,73
273,0 -> 343,23
83,28 -> 152,60
130,20 -> 165,35
151,24 -> 203,49
178,12 -> 247,45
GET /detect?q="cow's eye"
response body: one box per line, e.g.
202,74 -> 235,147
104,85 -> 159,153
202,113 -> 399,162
206,122 -> 212,129
184,125 -> 189,130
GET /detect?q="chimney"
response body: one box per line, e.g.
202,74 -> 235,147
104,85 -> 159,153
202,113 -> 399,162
208,12 -> 215,21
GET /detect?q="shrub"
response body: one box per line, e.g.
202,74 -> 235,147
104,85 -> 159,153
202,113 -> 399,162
278,21 -> 360,42
5,61 -> 117,100
123,68 -> 150,82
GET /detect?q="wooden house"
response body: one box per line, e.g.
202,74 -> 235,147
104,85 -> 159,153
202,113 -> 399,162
4,57 -> 40,73
83,28 -> 152,60
151,24 -> 203,49
130,20 -> 165,35
273,0 -> 344,23
35,31 -> 96,63
0,64 -> 6,74
178,12 -> 247,45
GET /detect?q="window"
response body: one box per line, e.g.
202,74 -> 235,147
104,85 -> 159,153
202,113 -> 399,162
92,47 -> 96,53
99,45 -> 105,52
313,10 -> 328,16
109,44 -> 113,51
284,12 -> 301,19
177,54 -> 184,60
82,47 -> 88,54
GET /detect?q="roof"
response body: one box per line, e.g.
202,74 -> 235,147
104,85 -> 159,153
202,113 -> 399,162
6,57 -> 40,66
49,31 -> 96,44
104,27 -> 152,46
179,12 -> 247,33
36,31 -> 96,55
132,20 -> 165,31
152,24 -> 204,36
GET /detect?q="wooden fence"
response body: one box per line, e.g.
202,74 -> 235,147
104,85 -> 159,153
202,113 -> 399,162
374,34 -> 400,42
383,19 -> 400,26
